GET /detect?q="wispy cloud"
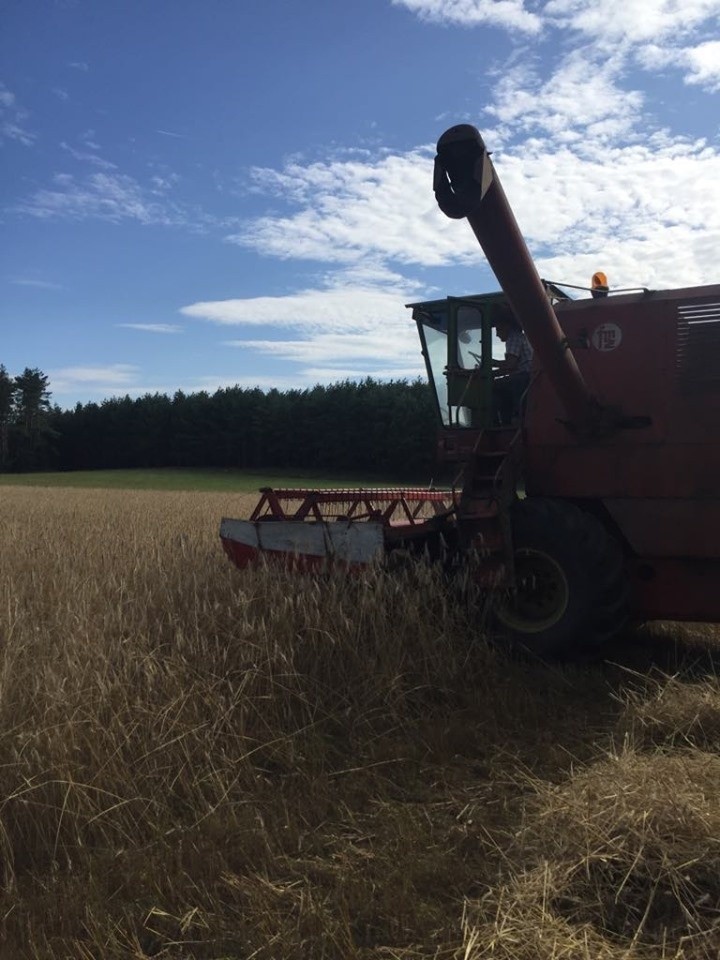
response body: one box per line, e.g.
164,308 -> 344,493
150,173 -> 181,192
156,129 -> 187,139
182,266 -> 427,378
49,364 -> 140,394
223,332 -> 421,366
0,83 -> 35,146
79,129 -> 101,150
48,367 -> 308,407
14,164 -> 227,233
181,265 -> 424,331
16,171 -> 185,225
9,277 -> 63,290
117,323 -> 183,334
67,61 -> 89,71
60,140 -> 117,170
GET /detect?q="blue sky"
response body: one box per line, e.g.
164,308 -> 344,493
2,0 -> 720,408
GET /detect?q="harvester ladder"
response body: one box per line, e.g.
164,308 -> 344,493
459,427 -> 522,586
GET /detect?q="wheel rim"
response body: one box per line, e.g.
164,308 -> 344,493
495,547 -> 570,634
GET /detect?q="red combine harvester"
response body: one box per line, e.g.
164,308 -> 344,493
221,124 -> 720,657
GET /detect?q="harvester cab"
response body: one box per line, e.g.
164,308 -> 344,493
410,286 -> 570,432
412,294 -> 502,431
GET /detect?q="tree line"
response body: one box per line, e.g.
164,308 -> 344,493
0,366 -> 54,472
0,369 -> 440,480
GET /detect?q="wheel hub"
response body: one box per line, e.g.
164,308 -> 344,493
496,547 -> 570,633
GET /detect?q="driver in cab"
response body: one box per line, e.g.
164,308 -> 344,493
493,306 -> 532,425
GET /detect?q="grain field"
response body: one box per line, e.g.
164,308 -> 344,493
1,486 -> 719,959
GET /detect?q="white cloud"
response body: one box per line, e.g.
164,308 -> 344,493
392,0 -> 542,33
546,0 -> 720,44
230,151 -> 480,267
486,53 -> 644,141
397,0 -> 720,90
469,135 -> 720,289
117,323 -> 183,334
67,61 -> 89,71
183,284 -> 407,330
225,125 -> 720,291
685,40 -> 720,90
396,0 -> 720,44
639,39 -> 720,92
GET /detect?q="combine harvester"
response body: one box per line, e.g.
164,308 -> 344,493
221,124 -> 720,657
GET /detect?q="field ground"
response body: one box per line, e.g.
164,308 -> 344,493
1,486 -> 720,958
0,467 -> 398,492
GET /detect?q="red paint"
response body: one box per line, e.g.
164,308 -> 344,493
628,558 -> 720,622
220,535 -> 374,575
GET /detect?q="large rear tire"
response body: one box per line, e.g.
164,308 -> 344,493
493,498 -> 628,659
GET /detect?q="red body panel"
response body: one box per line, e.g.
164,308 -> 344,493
526,286 -> 720,500
523,285 -> 720,621
629,559 -> 720,622
221,536 -> 369,574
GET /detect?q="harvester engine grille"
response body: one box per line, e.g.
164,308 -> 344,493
676,301 -> 720,392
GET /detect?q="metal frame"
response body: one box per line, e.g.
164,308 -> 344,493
249,487 -> 456,526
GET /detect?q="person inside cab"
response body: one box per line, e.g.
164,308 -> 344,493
493,306 -> 532,425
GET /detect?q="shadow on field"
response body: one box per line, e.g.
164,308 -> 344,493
459,622 -> 720,960
601,620 -> 720,679
454,619 -> 720,786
